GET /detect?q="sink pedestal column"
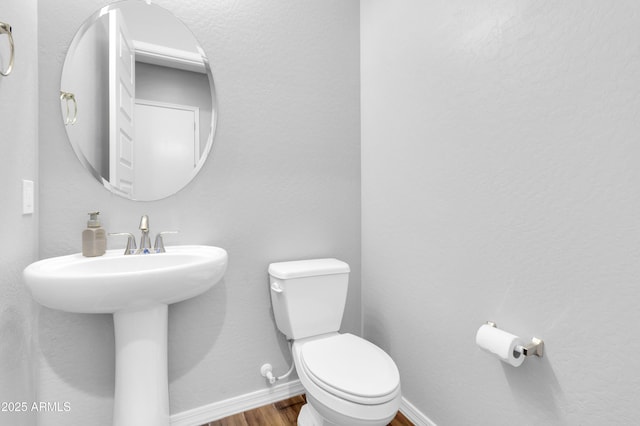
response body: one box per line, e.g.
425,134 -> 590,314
113,304 -> 170,426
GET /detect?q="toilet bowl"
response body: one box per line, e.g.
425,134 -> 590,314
293,333 -> 401,426
268,259 -> 401,426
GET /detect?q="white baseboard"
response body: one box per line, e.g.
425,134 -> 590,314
400,396 -> 437,426
170,380 -> 305,426
170,380 -> 436,426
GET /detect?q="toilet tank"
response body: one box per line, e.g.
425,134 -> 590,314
268,258 -> 350,340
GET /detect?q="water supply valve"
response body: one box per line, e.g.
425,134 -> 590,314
260,363 -> 276,385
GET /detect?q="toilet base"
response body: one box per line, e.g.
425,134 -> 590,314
298,403 -> 334,426
298,397 -> 396,426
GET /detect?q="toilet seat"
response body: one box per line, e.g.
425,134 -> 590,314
299,333 -> 400,405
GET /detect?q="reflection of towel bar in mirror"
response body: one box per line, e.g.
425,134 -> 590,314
0,21 -> 15,77
60,91 -> 78,125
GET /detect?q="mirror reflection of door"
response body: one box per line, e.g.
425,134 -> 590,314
108,9 -> 136,197
134,100 -> 199,200
107,8 -> 208,200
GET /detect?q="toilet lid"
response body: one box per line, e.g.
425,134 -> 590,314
300,334 -> 400,403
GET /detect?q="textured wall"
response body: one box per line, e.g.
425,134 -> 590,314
0,0 -> 38,425
361,1 -> 640,425
38,0 -> 360,424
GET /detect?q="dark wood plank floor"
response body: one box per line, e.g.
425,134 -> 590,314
203,395 -> 413,426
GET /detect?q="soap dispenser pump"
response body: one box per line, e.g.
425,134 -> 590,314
82,211 -> 106,257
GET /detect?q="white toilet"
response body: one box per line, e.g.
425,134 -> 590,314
268,258 -> 401,426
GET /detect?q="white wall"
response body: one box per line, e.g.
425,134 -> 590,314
362,1 -> 640,425
0,0 -> 38,425
38,0 -> 360,424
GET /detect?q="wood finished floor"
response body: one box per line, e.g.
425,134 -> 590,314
202,395 -> 413,426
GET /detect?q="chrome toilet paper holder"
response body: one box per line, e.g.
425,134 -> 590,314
486,321 -> 544,358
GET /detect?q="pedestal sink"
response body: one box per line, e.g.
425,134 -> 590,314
23,245 -> 227,426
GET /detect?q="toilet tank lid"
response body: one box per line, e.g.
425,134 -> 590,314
269,258 -> 350,279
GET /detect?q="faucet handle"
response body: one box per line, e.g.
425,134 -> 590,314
153,231 -> 179,253
108,232 -> 137,255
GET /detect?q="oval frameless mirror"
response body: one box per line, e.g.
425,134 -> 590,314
60,0 -> 217,201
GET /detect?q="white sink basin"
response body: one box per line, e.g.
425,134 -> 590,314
23,245 -> 227,426
24,245 -> 227,313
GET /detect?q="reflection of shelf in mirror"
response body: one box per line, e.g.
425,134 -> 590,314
133,40 -> 206,74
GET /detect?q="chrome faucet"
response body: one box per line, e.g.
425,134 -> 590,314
136,215 -> 152,254
109,215 -> 178,255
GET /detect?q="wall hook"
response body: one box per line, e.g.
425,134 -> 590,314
0,22 -> 15,77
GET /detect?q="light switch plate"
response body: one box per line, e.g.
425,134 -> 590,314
23,180 -> 34,215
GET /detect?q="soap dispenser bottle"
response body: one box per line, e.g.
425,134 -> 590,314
82,211 -> 106,257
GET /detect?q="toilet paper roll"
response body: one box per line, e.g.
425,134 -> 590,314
475,324 -> 525,367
